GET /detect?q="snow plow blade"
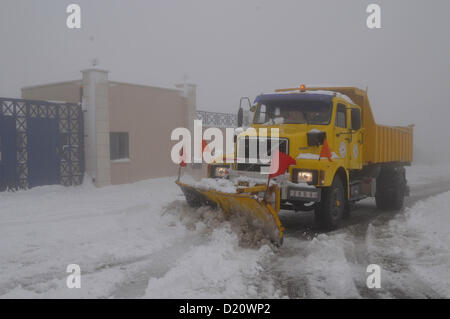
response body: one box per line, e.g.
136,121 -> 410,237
176,181 -> 284,246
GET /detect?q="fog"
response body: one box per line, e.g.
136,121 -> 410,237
1,0 -> 449,164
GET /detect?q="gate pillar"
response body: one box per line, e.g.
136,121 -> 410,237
82,69 -> 111,187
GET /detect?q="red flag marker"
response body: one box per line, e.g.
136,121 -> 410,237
269,150 -> 297,179
265,150 -> 296,201
202,139 -> 209,153
180,147 -> 187,167
319,139 -> 333,162
177,147 -> 187,182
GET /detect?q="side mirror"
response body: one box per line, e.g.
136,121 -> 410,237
307,130 -> 326,146
238,97 -> 252,127
237,107 -> 243,127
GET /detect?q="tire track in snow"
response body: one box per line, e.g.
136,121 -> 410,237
261,180 -> 450,299
342,180 -> 450,299
109,233 -> 204,298
263,222 -> 361,298
0,234 -> 202,298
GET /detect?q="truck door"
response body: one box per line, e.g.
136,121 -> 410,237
349,107 -> 363,169
334,103 -> 350,167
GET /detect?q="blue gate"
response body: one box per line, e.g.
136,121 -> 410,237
0,98 -> 84,190
0,116 -> 17,191
28,118 -> 60,187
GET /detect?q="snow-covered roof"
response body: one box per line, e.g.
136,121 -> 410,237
257,90 -> 356,105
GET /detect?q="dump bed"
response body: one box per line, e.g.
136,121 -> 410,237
371,124 -> 413,164
308,87 -> 414,165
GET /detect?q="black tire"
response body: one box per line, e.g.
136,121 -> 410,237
375,166 -> 406,211
314,175 -> 345,230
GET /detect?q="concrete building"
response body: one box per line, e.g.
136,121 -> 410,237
22,69 -> 196,186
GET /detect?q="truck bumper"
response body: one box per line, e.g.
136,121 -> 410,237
287,186 -> 322,202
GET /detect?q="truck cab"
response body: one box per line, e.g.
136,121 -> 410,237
207,85 -> 412,230
251,90 -> 364,176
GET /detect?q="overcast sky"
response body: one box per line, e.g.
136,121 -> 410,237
1,0 -> 449,163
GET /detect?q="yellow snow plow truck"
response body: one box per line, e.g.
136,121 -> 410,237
177,85 -> 413,245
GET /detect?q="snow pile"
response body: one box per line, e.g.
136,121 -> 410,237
297,152 -> 340,160
297,153 -> 320,160
397,192 -> 450,297
233,175 -> 280,188
308,90 -> 355,105
263,90 -> 356,105
404,193 -> 450,250
165,200 -> 277,249
144,226 -> 280,298
191,178 -> 237,193
0,176 -> 281,298
138,200 -> 283,298
301,234 -> 360,298
0,177 -> 191,298
367,191 -> 450,298
269,234 -> 360,298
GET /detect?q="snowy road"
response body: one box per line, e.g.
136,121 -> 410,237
0,165 -> 449,298
270,179 -> 450,298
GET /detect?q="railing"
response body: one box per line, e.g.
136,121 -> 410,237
0,98 -> 84,190
196,110 -> 237,128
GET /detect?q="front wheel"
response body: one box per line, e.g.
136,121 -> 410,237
314,175 -> 345,230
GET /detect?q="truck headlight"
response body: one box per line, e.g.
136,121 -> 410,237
292,169 -> 318,185
297,171 -> 313,183
212,166 -> 230,178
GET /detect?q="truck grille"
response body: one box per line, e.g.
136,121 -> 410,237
236,137 -> 289,172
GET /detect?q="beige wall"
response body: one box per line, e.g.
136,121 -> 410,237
22,81 -> 82,103
108,82 -> 188,184
21,79 -> 190,186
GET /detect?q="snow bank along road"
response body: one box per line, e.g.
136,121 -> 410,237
0,164 -> 449,298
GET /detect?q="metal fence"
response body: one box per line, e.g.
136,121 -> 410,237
0,98 -> 84,191
196,110 -> 237,128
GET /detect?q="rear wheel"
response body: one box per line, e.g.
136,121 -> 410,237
315,175 -> 345,230
375,166 -> 406,211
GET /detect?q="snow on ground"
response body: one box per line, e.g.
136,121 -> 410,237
190,178 -> 237,193
0,176 -> 282,298
0,164 -> 449,298
268,234 -> 361,298
406,163 -> 450,186
366,191 -> 450,297
144,226 -> 278,298
0,177 -> 189,298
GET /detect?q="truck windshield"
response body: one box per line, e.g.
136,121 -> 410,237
253,100 -> 332,125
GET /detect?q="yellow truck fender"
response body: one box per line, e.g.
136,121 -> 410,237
325,165 -> 350,200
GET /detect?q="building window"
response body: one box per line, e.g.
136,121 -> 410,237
110,132 -> 129,160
